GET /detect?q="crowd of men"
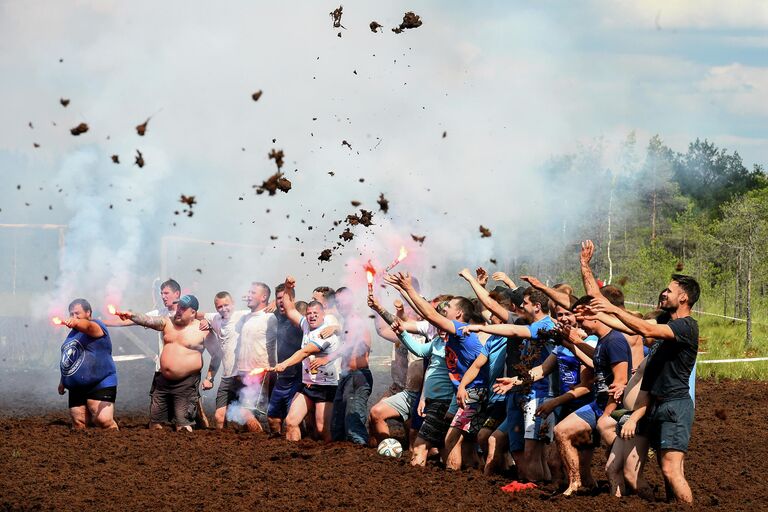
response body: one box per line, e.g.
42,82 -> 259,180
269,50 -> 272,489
56,240 -> 700,504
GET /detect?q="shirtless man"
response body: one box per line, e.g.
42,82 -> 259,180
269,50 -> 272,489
116,294 -> 207,431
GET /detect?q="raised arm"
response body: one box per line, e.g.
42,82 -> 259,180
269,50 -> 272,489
281,276 -> 304,328
116,310 -> 166,331
580,240 -> 602,298
521,275 -> 573,309
491,271 -> 517,289
384,273 -> 454,333
459,268 -> 512,322
272,343 -> 321,372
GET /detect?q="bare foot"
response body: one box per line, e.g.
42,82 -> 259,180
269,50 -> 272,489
246,418 -> 264,433
563,481 -> 581,496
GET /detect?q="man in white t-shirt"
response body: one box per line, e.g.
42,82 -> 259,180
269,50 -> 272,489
200,291 -> 248,429
229,282 -> 277,432
270,276 -> 341,442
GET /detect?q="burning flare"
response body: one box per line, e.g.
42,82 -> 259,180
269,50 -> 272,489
364,260 -> 376,294
385,246 -> 408,272
249,367 -> 266,376
107,304 -> 117,315
52,316 -> 63,326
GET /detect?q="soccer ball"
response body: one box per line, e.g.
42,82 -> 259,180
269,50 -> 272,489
377,438 -> 403,458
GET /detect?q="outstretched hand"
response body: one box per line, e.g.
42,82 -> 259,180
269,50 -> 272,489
284,276 -> 296,289
458,268 -> 473,282
384,272 -> 413,290
521,275 -> 544,289
475,267 -> 489,287
492,377 -> 518,395
115,310 -> 132,321
589,295 -> 617,314
581,240 -> 595,265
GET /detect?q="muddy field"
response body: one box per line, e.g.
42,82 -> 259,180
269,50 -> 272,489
0,379 -> 765,511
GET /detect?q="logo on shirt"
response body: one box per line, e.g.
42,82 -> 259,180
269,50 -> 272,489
60,339 -> 85,376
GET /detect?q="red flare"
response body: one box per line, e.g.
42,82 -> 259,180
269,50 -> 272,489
52,316 -> 63,326
385,246 -> 408,272
249,367 -> 266,376
364,260 -> 376,294
107,304 -> 117,315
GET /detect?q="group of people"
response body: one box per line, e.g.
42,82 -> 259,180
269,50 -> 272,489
56,240 -> 700,504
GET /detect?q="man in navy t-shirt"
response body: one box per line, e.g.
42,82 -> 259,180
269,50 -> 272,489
57,298 -> 118,430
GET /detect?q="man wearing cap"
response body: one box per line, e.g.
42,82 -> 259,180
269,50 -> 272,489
116,294 -> 208,431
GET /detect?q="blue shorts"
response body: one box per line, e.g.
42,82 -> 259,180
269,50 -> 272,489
267,379 -> 300,419
573,401 -> 604,430
506,392 -> 555,452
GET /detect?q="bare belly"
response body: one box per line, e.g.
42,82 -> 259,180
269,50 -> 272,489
160,343 -> 203,381
344,352 -> 370,372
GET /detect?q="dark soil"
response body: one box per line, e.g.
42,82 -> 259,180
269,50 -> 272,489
0,380 -> 764,511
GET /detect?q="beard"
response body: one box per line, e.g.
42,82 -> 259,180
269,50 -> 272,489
171,315 -> 188,326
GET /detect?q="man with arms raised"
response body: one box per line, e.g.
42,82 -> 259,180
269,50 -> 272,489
270,276 -> 341,442
591,274 -> 700,505
115,294 -> 207,431
57,298 -> 118,430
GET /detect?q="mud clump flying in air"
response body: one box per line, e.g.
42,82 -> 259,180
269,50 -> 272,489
339,228 -> 354,242
351,200 -> 361,207
411,234 -> 426,245
178,195 -> 197,217
255,172 -> 292,196
134,150 -> 145,168
136,118 -> 150,136
330,6 -> 345,29
342,140 -> 352,150
252,90 -> 263,102
392,11 -> 422,33
70,123 -> 89,136
268,148 -> 285,170
318,249 -> 333,262
377,193 -> 389,213
111,155 -> 120,164
479,225 -> 492,238
60,98 -> 70,107
370,21 -> 382,33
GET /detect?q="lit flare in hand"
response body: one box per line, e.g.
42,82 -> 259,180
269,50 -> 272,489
249,367 -> 266,376
364,260 -> 376,294
52,316 -> 63,326
385,246 -> 408,272
107,304 -> 117,315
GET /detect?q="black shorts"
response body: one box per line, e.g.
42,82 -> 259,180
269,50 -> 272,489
150,372 -> 200,427
216,376 -> 244,410
299,383 -> 337,403
417,399 -> 453,448
647,397 -> 695,453
68,386 -> 117,408
479,400 -> 507,431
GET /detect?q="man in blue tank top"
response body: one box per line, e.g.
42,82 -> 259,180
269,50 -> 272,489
57,298 -> 118,429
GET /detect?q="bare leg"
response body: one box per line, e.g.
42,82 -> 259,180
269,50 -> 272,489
410,437 -> 431,467
86,400 -> 118,430
660,449 -> 693,504
547,442 -> 563,487
314,401 -> 334,443
69,405 -> 87,430
214,407 -> 227,429
284,393 -> 311,442
524,440 -> 547,482
443,427 -> 464,470
606,438 -> 626,497
554,414 -> 591,494
484,429 -> 509,476
267,417 -> 283,435
578,448 -> 596,489
623,436 -> 652,499
368,401 -> 399,445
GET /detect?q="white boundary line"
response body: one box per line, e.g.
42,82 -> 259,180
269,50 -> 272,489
113,354 -> 147,362
698,357 -> 768,364
624,300 -> 768,325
